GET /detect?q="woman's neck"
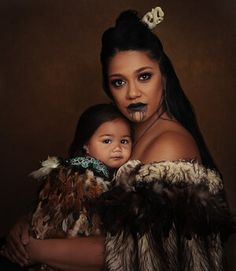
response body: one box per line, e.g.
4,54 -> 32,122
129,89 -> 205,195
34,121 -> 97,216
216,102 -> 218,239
134,110 -> 168,147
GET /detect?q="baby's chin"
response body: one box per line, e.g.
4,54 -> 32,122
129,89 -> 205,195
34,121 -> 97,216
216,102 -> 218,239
107,160 -> 129,169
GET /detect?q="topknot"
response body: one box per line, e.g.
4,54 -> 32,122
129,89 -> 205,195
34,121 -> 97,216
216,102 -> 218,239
115,10 -> 147,30
116,10 -> 139,25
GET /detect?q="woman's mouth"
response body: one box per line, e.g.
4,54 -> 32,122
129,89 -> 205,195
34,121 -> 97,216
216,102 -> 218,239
127,103 -> 147,112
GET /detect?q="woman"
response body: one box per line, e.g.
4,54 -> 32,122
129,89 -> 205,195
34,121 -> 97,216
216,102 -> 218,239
96,8 -> 234,270
1,7 -> 233,271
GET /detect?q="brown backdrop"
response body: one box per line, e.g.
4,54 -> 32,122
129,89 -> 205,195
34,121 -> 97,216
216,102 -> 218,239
1,0 -> 235,268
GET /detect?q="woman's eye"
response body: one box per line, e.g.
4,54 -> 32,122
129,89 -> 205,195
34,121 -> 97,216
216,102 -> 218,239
102,139 -> 112,144
139,72 -> 152,81
110,79 -> 125,88
120,139 -> 130,144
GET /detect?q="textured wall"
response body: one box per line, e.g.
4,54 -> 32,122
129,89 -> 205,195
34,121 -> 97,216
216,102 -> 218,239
0,0 -> 235,268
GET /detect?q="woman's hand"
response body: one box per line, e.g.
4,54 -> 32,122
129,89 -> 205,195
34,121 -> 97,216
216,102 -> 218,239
1,216 -> 30,266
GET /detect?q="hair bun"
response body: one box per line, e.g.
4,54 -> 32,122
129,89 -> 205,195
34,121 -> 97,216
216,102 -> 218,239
115,10 -> 141,28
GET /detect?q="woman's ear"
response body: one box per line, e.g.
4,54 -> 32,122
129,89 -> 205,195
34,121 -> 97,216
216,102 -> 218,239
83,145 -> 89,154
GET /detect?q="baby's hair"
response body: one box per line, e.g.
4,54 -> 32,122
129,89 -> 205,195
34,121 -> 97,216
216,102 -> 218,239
68,103 -> 132,158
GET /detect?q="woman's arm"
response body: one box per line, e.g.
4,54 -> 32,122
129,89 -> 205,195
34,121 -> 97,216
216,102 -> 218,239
2,217 -> 105,270
26,236 -> 105,271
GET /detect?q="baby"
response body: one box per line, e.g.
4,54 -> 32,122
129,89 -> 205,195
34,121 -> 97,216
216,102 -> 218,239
29,103 -> 132,244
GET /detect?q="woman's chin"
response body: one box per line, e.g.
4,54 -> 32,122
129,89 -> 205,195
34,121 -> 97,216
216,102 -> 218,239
126,112 -> 147,122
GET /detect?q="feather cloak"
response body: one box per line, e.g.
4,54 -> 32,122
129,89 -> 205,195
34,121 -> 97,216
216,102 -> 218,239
97,160 -> 235,271
29,156 -> 111,271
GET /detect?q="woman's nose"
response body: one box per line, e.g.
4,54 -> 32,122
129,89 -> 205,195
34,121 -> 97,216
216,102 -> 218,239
126,81 -> 141,99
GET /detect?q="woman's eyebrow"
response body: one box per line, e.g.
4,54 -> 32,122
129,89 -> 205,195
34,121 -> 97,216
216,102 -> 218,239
108,73 -> 123,78
109,66 -> 153,78
135,66 -> 153,73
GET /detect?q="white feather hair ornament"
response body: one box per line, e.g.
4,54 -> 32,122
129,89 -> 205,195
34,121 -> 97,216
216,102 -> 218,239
142,6 -> 164,30
29,156 -> 60,179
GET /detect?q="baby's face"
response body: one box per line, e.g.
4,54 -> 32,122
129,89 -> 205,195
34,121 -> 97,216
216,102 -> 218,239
85,118 -> 132,168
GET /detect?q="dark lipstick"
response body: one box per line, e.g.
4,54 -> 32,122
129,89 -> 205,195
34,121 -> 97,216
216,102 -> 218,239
127,103 -> 146,112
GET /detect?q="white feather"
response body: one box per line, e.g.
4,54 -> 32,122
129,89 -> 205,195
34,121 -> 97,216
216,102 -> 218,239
29,156 -> 60,179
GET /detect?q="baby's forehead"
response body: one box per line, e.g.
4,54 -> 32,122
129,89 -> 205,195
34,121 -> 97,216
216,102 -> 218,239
97,118 -> 132,135
104,117 -> 131,127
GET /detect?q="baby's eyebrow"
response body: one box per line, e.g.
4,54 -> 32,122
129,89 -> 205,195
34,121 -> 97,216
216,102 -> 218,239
99,134 -> 131,137
99,134 -> 114,137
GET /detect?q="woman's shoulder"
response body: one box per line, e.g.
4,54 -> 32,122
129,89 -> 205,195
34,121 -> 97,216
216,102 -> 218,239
141,126 -> 201,163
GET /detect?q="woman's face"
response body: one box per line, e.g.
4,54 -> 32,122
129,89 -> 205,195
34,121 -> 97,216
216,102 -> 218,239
108,50 -> 164,123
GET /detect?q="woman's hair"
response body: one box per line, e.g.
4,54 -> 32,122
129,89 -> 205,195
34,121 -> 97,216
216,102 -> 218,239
68,103 -> 132,158
100,10 -> 218,170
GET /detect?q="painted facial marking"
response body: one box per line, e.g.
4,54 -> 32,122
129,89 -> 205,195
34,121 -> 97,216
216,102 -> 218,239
127,103 -> 147,122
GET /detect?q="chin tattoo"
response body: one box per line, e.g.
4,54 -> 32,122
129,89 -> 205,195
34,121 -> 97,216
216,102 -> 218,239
127,109 -> 146,122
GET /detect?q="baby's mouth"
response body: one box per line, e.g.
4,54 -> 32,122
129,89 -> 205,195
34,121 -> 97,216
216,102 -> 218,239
111,156 -> 122,159
127,103 -> 147,112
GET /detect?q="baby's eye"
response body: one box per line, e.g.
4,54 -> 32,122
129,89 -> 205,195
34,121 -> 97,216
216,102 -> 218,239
120,139 -> 130,144
110,79 -> 125,88
139,72 -> 152,81
102,139 -> 112,144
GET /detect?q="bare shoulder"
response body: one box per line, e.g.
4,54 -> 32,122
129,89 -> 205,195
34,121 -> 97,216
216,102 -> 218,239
141,130 -> 201,163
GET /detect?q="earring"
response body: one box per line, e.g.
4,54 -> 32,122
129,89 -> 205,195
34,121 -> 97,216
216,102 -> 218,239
83,145 -> 89,154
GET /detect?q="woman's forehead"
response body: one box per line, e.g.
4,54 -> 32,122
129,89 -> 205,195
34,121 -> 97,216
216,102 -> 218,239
108,50 -> 159,74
